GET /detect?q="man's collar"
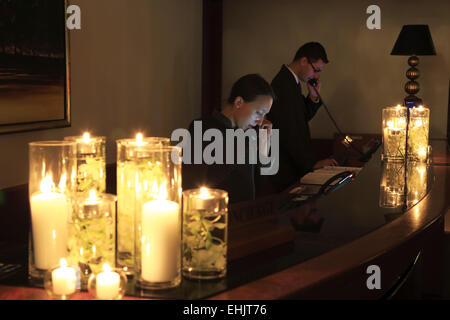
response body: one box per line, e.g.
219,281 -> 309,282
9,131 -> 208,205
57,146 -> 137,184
285,64 -> 300,85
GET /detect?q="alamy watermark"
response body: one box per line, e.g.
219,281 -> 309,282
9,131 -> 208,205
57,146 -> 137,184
66,5 -> 81,30
171,121 -> 280,176
366,265 -> 381,290
366,5 -> 381,30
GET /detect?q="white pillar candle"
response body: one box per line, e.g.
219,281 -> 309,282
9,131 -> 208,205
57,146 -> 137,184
30,177 -> 69,270
96,264 -> 120,300
52,258 -> 76,296
141,199 -> 180,283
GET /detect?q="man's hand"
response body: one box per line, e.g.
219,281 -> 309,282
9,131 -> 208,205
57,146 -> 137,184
307,78 -> 321,103
313,158 -> 338,170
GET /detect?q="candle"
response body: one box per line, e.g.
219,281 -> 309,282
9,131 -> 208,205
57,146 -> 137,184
190,187 -> 216,210
83,132 -> 91,143
136,133 -> 144,145
30,175 -> 69,270
382,105 -> 407,160
96,264 -> 120,300
52,258 -> 76,296
182,187 -> 228,280
64,133 -> 106,193
408,105 -> 430,161
141,185 -> 180,283
116,137 -> 171,272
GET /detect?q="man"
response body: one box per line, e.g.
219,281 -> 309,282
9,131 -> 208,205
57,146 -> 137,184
267,42 -> 337,192
182,74 -> 275,203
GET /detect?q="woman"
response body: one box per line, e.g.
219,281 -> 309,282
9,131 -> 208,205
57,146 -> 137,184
182,74 -> 275,203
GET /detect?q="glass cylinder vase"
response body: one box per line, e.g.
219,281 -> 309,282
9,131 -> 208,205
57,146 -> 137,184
116,136 -> 170,272
407,106 -> 430,162
182,187 -> 228,280
28,141 -> 76,285
67,190 -> 117,287
134,146 -> 182,290
64,133 -> 106,194
382,105 -> 407,161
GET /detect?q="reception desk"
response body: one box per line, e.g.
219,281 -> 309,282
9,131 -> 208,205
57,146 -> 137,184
0,139 -> 448,300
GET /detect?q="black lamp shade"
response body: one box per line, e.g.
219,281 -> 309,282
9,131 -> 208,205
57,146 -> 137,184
391,25 -> 436,56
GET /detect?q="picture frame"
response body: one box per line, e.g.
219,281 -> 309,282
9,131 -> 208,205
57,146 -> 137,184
0,0 -> 71,135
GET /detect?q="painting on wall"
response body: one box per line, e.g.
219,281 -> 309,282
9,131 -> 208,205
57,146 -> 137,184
0,0 -> 70,134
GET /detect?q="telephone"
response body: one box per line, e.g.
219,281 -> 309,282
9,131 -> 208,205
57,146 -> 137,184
278,171 -> 355,213
318,170 -> 354,196
308,78 -> 318,87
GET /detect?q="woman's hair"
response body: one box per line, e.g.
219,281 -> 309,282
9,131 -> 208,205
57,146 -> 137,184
227,74 -> 275,105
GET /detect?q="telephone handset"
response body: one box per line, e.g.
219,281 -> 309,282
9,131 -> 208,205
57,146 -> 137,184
308,78 -> 318,87
278,171 -> 355,213
318,170 -> 355,196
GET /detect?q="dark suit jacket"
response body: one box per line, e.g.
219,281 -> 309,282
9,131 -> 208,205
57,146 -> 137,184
182,112 -> 259,204
266,65 -> 322,192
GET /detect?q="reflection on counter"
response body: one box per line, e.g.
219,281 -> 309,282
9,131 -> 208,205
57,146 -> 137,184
379,161 -> 429,209
406,162 -> 428,207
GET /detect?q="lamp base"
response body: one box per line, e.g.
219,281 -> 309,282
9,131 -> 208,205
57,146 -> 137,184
404,95 -> 422,108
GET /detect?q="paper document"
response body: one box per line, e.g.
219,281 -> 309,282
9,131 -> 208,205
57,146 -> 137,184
300,166 -> 362,185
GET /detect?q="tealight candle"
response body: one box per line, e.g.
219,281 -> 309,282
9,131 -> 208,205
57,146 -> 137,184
52,258 -> 76,296
96,264 -> 120,300
64,133 -> 106,193
190,187 -> 216,210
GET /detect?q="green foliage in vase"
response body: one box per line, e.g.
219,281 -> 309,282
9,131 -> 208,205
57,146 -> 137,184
68,213 -> 115,275
408,125 -> 429,159
76,157 -> 106,193
386,133 -> 406,158
183,210 -> 226,271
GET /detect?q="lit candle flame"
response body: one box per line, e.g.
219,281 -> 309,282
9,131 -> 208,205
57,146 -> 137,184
136,133 -> 144,146
102,264 -> 112,273
83,132 -> 91,143
151,181 -> 168,200
58,173 -> 67,193
88,189 -> 97,202
60,258 -> 67,268
199,187 -> 212,199
40,174 -> 55,193
418,147 -> 427,159
158,182 -> 168,200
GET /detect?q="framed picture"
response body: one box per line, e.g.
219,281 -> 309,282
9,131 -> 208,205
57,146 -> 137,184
0,0 -> 70,135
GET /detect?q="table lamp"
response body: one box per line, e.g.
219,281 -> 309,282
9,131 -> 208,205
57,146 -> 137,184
391,25 -> 436,107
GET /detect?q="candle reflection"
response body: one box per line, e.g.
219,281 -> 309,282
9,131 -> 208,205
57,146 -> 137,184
379,161 -> 429,209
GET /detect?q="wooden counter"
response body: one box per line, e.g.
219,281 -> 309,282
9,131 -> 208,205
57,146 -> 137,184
0,140 -> 448,300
